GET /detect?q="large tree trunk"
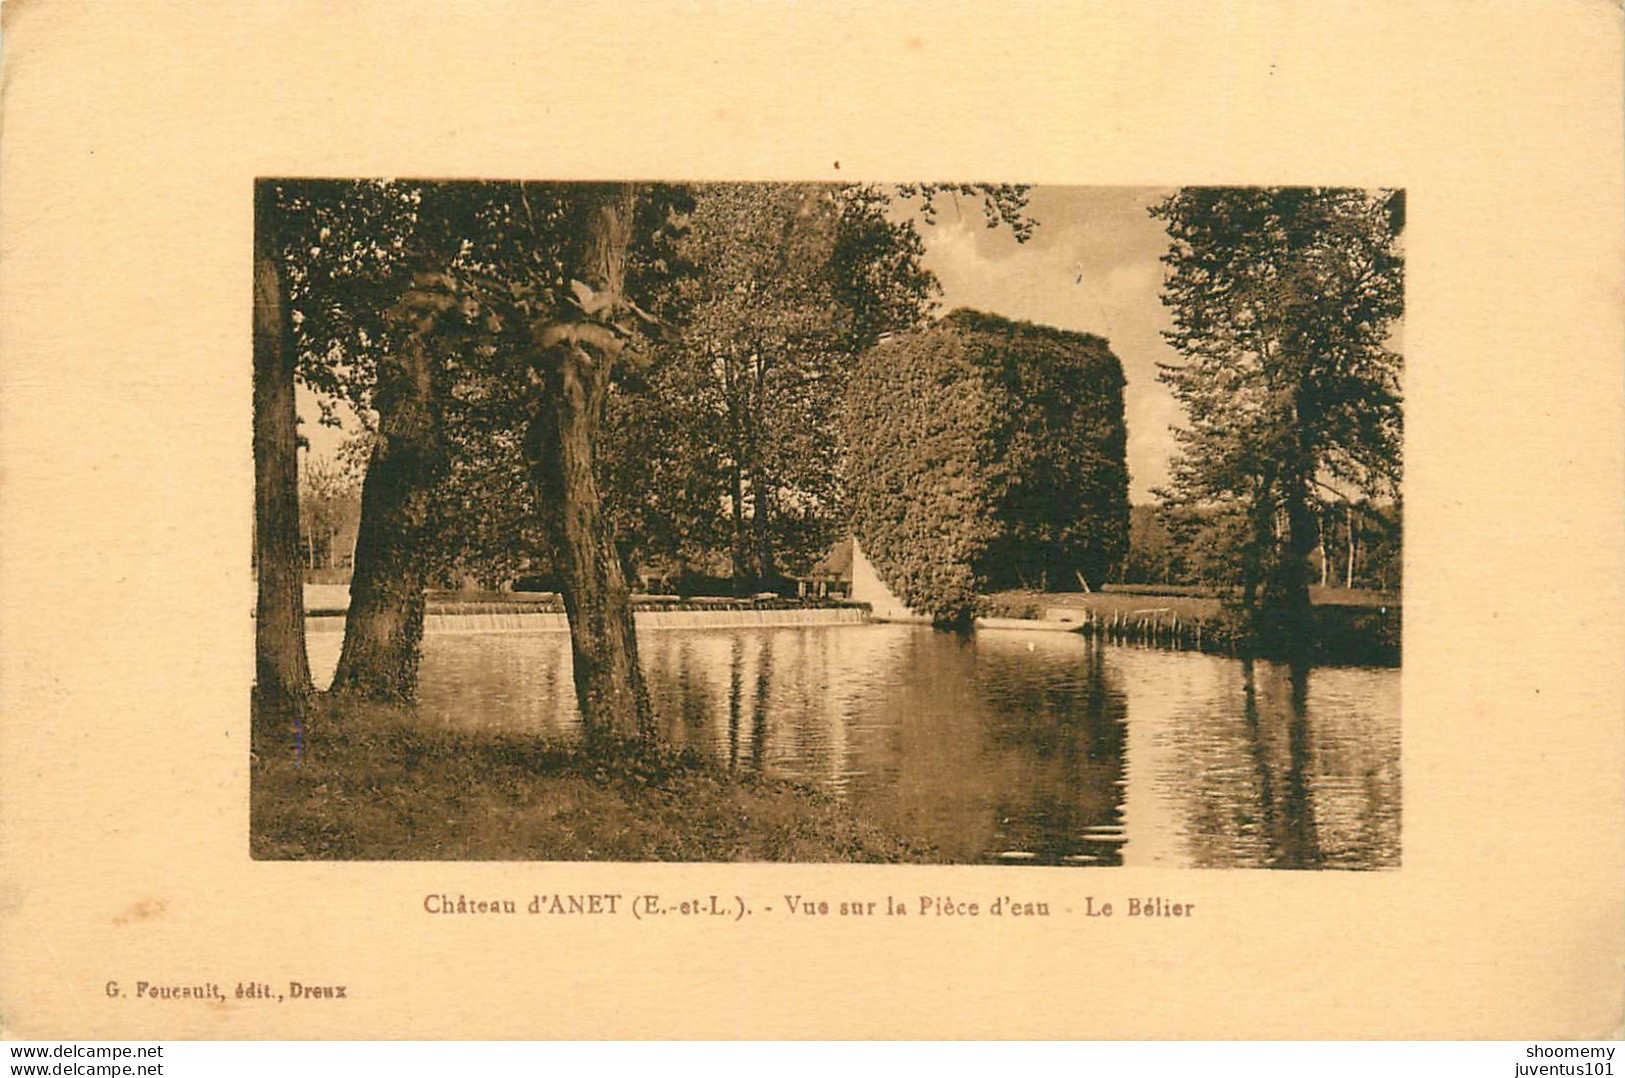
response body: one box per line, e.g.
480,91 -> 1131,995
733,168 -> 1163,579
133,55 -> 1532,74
527,185 -> 655,750
252,182 -> 312,742
1263,462 -> 1317,659
330,331 -> 444,701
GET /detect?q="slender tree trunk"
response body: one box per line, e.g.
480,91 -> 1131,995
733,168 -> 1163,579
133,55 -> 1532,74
730,462 -> 750,595
1317,510 -> 1330,587
527,184 -> 655,750
252,182 -> 312,742
330,331 -> 443,701
747,351 -> 775,592
1345,504 -> 1357,588
1241,465 -> 1276,625
725,353 -> 752,595
749,464 -> 776,591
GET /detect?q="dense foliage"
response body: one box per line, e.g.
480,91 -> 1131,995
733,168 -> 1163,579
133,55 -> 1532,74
943,310 -> 1129,590
288,181 -> 958,595
598,183 -> 938,592
281,182 -> 667,576
844,310 -> 1130,623
844,325 -> 1001,622
262,179 -> 1029,747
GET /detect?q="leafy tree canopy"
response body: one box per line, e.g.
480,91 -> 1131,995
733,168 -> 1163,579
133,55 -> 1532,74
1151,186 -> 1404,642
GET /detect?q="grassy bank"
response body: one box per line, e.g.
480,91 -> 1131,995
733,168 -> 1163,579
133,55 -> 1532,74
985,587 -> 1401,666
251,696 -> 934,862
1097,582 -> 1398,608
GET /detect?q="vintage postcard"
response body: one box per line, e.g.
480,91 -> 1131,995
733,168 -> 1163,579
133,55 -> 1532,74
1,0 -> 1620,1040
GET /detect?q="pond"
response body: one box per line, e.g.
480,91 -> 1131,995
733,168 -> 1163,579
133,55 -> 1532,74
307,623 -> 1400,869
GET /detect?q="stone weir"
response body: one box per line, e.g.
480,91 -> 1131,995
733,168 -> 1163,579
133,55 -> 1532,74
306,602 -> 871,635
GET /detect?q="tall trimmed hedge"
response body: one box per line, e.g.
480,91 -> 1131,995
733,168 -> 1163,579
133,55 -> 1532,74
843,309 -> 1129,622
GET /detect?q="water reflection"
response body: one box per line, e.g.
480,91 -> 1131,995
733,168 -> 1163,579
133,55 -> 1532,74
1116,648 -> 1400,869
306,624 -> 1400,868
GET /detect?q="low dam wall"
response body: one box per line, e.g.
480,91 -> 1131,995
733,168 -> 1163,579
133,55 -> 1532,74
306,605 -> 870,635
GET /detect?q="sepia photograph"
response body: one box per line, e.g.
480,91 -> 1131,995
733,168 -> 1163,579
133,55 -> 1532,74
252,181 -> 1403,869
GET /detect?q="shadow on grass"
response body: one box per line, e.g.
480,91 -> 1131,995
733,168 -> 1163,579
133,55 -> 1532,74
251,695 -> 938,864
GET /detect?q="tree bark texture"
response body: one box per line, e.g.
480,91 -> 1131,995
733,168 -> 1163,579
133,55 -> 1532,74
1268,470 -> 1318,657
252,183 -> 312,738
331,330 -> 444,701
527,185 -> 655,749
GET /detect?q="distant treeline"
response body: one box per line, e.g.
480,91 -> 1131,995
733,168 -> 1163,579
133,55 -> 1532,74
1120,501 -> 1401,593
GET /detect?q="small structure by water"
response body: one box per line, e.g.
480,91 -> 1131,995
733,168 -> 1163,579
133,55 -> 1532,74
792,537 -> 855,599
849,538 -> 930,623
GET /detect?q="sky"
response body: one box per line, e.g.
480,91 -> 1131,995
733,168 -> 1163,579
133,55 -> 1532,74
300,185 -> 1188,504
912,186 -> 1180,503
